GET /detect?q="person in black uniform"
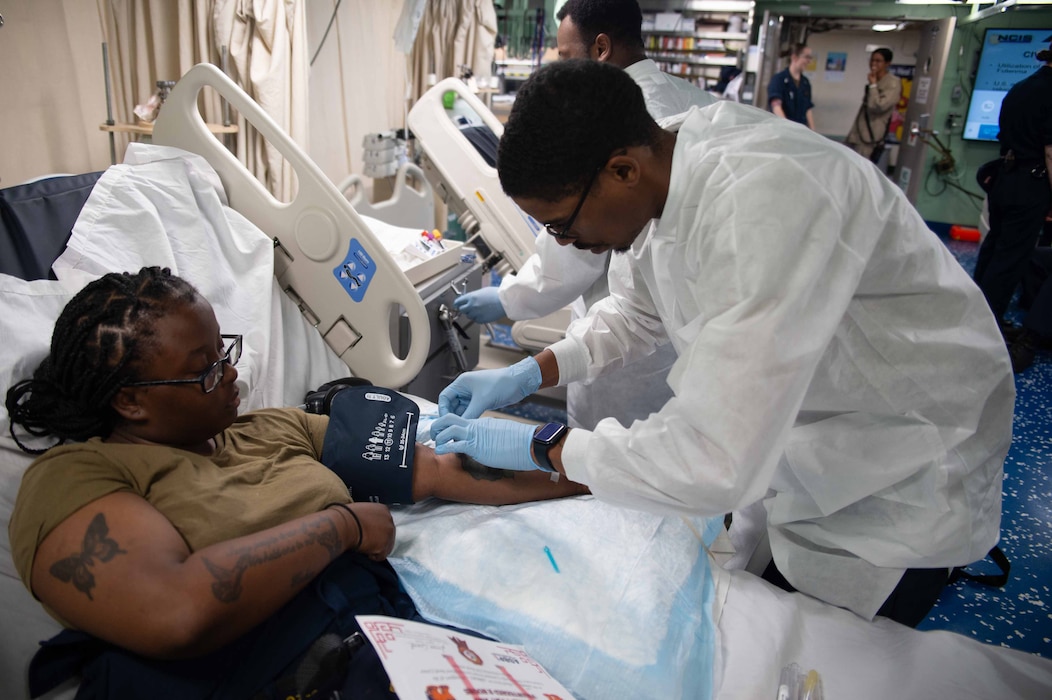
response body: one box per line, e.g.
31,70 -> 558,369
767,43 -> 815,129
972,41 -> 1052,372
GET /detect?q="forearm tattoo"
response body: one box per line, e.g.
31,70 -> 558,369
201,515 -> 342,603
49,513 -> 127,601
458,453 -> 517,481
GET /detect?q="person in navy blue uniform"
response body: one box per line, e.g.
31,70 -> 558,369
973,41 -> 1052,372
767,43 -> 815,129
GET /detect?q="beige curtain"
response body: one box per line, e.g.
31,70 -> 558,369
214,0 -> 309,201
409,0 -> 497,101
96,0 -> 224,165
305,1 -> 409,188
98,0 -> 308,200
0,0 -> 110,186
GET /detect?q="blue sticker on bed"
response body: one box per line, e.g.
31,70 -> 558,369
389,470 -> 722,700
331,238 -> 375,302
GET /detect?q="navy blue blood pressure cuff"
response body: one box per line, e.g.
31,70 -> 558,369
320,385 -> 419,505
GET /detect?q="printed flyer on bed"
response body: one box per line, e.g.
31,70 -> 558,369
357,615 -> 573,699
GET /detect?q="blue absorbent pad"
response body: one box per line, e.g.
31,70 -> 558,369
389,496 -> 722,700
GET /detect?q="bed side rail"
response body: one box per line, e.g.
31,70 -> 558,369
153,63 -> 429,389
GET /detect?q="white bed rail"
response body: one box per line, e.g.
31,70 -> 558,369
338,162 -> 434,231
153,63 -> 429,389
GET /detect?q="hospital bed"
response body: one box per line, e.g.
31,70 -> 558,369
2,65 -> 1052,700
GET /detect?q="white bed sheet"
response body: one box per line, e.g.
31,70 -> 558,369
714,565 -> 1052,699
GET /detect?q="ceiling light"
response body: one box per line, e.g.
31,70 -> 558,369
872,23 -> 899,31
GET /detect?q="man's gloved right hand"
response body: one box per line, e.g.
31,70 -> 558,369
437,357 -> 542,419
429,414 -> 540,471
452,287 -> 505,323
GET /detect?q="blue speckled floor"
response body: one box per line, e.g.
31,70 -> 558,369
488,240 -> 1052,657
917,234 -> 1052,657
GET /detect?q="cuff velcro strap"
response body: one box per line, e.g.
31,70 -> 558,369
321,385 -> 419,505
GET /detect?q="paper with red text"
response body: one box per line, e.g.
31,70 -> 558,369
356,615 -> 574,700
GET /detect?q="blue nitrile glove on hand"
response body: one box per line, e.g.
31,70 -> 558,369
453,287 -> 505,323
438,357 -> 542,419
430,414 -> 540,471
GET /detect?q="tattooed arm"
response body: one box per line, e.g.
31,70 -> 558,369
30,491 -> 393,659
410,443 -> 589,504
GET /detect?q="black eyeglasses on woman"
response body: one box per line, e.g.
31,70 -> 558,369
123,335 -> 242,394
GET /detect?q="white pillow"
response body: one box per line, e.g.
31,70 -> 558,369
0,274 -> 78,581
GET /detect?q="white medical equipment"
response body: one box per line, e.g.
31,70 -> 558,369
408,77 -> 542,276
2,64 -> 1051,700
408,78 -> 573,352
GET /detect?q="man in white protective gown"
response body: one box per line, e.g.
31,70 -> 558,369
452,0 -> 715,430
428,60 -> 1015,627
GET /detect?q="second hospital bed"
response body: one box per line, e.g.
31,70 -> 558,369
1,65 -> 1051,700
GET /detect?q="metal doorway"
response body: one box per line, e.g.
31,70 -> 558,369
891,17 -> 957,203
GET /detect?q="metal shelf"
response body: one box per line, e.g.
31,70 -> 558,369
652,55 -> 740,67
641,1 -> 754,90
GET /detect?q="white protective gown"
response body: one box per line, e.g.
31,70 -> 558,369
499,59 -> 716,430
550,104 -> 1014,619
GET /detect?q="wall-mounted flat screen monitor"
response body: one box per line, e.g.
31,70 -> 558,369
963,28 -> 1052,142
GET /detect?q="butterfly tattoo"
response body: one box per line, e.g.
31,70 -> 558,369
49,512 -> 127,601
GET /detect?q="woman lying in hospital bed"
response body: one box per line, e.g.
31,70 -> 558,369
4,265 -> 585,699
2,145 -> 1052,700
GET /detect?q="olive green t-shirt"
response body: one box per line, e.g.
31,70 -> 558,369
9,408 -> 349,599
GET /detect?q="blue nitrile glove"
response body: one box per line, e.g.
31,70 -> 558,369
452,287 -> 505,323
438,357 -> 542,419
430,414 -> 540,471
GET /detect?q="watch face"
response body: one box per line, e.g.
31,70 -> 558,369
535,422 -> 567,443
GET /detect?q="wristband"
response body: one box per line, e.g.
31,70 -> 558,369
327,502 -> 364,551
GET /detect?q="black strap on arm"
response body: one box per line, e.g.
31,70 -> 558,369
860,86 -> 886,147
948,545 -> 1011,588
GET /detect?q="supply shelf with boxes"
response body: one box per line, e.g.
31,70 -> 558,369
640,0 -> 755,98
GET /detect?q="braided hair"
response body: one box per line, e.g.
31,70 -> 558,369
497,59 -> 659,203
6,267 -> 199,454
